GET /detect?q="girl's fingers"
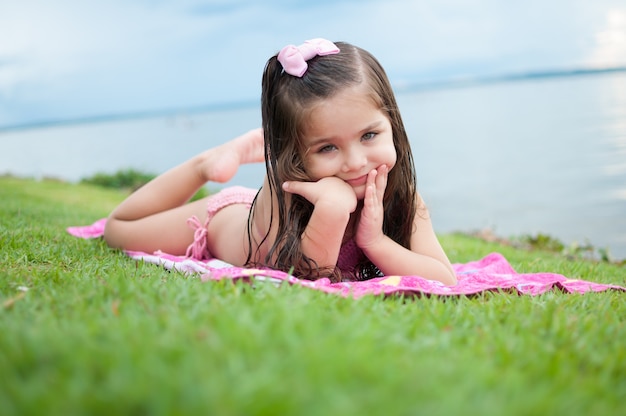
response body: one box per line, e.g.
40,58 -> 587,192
282,180 -> 310,197
367,168 -> 378,185
283,180 -> 323,206
366,165 -> 388,202
376,165 -> 388,198
365,169 -> 378,206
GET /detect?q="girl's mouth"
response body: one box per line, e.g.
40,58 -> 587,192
345,175 -> 367,187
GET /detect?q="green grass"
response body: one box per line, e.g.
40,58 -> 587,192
1,176 -> 625,416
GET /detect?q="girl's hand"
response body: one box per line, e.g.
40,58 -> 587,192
356,165 -> 388,250
283,176 -> 357,215
283,177 -> 357,268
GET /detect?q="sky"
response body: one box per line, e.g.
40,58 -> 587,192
1,0 -> 625,129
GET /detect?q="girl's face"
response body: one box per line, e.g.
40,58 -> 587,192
300,85 -> 397,199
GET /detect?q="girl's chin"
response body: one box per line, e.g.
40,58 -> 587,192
352,185 -> 366,200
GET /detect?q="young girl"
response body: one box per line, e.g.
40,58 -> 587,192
104,38 -> 457,285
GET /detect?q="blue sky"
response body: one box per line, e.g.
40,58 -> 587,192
1,0 -> 625,128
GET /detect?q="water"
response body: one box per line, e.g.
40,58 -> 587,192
2,73 -> 625,259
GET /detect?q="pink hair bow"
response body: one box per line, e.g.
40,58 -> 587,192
277,38 -> 340,77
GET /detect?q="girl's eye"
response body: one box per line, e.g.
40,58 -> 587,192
318,144 -> 337,153
362,132 -> 376,141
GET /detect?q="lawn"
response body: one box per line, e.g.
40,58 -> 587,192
1,176 -> 624,416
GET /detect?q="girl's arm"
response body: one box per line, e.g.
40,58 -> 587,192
356,168 -> 456,285
282,177 -> 357,269
360,207 -> 457,285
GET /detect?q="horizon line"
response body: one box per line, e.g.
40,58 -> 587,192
2,64 -> 625,133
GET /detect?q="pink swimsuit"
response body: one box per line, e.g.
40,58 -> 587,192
185,186 -> 367,278
185,186 -> 257,260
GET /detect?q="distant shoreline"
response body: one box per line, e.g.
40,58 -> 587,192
399,65 -> 626,93
2,65 -> 625,133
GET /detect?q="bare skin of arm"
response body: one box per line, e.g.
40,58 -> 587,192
285,167 -> 456,285
356,167 -> 457,285
282,177 -> 357,269
359,213 -> 457,285
103,129 -> 266,265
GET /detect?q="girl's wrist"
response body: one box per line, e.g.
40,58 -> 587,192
358,233 -> 387,256
314,199 -> 354,221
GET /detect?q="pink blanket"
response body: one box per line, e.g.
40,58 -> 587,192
67,219 -> 625,298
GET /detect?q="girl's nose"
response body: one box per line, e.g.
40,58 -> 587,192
342,148 -> 367,172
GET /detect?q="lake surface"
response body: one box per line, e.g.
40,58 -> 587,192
2,73 -> 625,259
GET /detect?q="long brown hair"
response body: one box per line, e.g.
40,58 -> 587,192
248,41 -> 417,282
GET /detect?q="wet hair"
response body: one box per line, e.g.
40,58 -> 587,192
248,41 -> 417,282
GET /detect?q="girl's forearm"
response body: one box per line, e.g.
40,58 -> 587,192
362,236 -> 457,286
300,201 -> 350,269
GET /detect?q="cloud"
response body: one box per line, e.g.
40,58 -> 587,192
0,1 -> 227,93
587,8 -> 626,67
1,0 -> 625,127
0,0 -> 267,124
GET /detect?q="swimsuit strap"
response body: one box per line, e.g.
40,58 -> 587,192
184,186 -> 259,260
185,215 -> 209,260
